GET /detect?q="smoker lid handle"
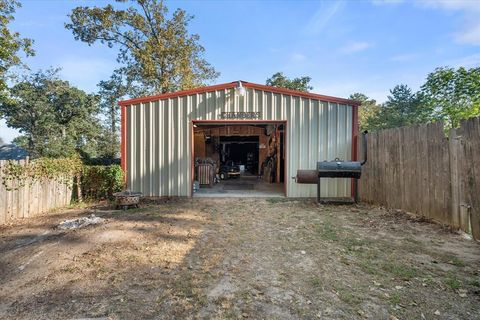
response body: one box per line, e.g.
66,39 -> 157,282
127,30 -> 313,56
360,130 -> 368,166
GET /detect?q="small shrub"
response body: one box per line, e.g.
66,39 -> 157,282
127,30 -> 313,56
81,165 -> 124,200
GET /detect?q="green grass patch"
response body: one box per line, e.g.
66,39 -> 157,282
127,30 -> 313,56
422,276 -> 436,286
358,259 -> 378,275
66,201 -> 97,209
404,237 -> 422,246
343,237 -> 370,253
444,255 -> 465,267
444,275 -> 462,290
315,220 -> 339,241
389,292 -> 402,305
469,278 -> 480,288
426,251 -> 466,267
382,262 -> 418,280
334,284 -> 362,306
310,276 -> 323,288
351,247 -> 382,275
266,198 -> 290,204
402,239 -> 424,254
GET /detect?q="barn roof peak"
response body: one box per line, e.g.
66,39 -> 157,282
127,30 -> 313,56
119,80 -> 360,107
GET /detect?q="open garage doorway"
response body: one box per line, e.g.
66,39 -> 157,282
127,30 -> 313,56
192,121 -> 286,197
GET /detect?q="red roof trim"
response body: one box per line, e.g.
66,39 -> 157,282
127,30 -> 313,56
118,81 -> 360,107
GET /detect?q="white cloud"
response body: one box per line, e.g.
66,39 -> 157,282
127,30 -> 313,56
420,0 -> 480,11
389,53 -> 420,62
305,1 -> 345,34
58,56 -> 117,93
291,53 -> 306,62
455,23 -> 480,45
418,0 -> 480,45
372,0 -> 480,45
371,0 -> 404,5
373,0 -> 480,45
340,41 -> 374,54
447,53 -> 480,68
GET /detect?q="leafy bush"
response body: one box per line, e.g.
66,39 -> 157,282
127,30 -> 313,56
1,156 -> 83,190
81,165 -> 124,200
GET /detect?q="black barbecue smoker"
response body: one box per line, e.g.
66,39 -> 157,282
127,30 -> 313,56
295,131 -> 368,203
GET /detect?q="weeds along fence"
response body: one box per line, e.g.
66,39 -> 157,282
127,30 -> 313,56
0,159 -> 73,225
358,116 -> 480,240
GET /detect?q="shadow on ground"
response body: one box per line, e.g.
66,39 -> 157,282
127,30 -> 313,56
0,198 -> 479,319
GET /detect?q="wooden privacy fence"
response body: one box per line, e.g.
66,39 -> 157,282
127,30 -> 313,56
0,159 -> 73,224
358,116 -> 480,240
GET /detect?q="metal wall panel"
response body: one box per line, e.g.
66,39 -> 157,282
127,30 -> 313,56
125,87 -> 353,197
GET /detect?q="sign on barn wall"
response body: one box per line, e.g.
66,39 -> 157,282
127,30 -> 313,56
220,112 -> 262,120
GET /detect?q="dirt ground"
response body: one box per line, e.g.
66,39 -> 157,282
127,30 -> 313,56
0,198 -> 479,320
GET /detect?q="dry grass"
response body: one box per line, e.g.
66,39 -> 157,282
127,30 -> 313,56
0,198 -> 479,319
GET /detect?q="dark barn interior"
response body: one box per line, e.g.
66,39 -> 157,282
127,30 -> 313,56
193,123 -> 285,196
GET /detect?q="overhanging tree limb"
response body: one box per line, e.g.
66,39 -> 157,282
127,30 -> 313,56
65,0 -> 219,96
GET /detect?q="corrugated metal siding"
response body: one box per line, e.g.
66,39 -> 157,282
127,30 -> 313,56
125,87 -> 353,197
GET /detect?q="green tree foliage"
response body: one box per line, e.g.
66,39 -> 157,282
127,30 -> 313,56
97,72 -> 127,159
266,72 -> 313,92
376,84 -> 428,129
352,67 -> 480,132
65,0 -> 219,95
0,0 -> 34,97
0,69 -> 100,158
11,135 -> 26,147
420,66 -> 480,128
350,86 -> 429,131
349,93 -> 381,132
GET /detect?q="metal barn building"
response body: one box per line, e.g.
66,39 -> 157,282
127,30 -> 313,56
119,81 -> 360,198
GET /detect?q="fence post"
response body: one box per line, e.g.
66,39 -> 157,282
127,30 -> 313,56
449,129 -> 461,229
464,118 -> 480,240
76,172 -> 83,203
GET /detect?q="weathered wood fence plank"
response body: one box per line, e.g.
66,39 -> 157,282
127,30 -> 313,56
0,160 -> 73,224
359,117 -> 480,240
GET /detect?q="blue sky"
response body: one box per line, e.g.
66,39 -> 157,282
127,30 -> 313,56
1,0 -> 479,143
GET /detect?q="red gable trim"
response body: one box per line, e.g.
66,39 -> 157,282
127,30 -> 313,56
118,81 -> 361,107
119,82 -> 237,106
245,82 -> 360,106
